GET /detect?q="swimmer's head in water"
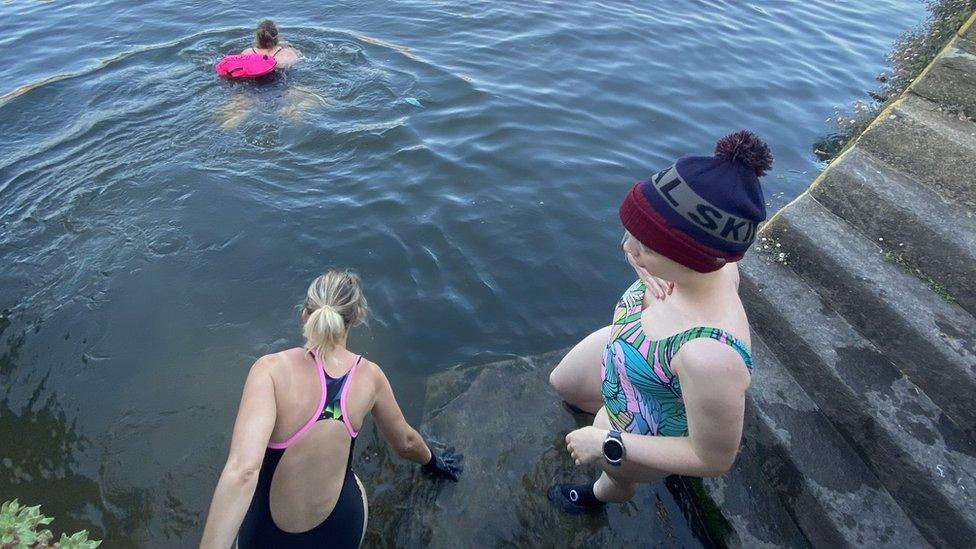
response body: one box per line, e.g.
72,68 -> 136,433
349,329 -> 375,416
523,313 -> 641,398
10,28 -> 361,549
301,270 -> 369,354
256,19 -> 280,49
618,130 -> 773,273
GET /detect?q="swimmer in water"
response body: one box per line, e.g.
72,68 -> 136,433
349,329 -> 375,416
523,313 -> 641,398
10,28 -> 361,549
218,19 -> 324,128
548,131 -> 772,513
244,20 -> 300,70
200,270 -> 463,548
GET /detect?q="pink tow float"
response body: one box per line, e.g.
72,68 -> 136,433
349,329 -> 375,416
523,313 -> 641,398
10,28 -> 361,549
215,53 -> 277,78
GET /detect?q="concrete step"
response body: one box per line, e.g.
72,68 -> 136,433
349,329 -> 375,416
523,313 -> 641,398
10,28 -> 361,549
739,250 -> 976,548
911,36 -> 976,116
809,147 -> 976,315
858,94 -> 976,210
738,335 -> 927,547
763,194 -> 976,437
702,420 -> 812,549
406,350 -> 724,547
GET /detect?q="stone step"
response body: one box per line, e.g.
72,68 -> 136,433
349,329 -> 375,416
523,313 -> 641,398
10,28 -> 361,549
762,194 -> 976,437
701,419 -> 812,549
911,36 -> 976,116
739,250 -> 976,547
858,94 -> 976,210
407,351 -> 724,547
809,148 -> 976,315
737,335 -> 927,547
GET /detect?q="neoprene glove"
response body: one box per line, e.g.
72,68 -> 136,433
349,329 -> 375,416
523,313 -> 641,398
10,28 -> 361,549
421,446 -> 464,482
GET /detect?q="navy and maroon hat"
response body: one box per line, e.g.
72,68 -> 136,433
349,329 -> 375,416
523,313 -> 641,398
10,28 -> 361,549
619,130 -> 774,273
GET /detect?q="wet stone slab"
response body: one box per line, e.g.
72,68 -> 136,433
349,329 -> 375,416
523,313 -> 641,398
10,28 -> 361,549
380,350 -> 724,548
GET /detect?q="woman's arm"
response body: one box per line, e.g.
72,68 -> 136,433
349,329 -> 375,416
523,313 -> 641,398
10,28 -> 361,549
368,362 -> 432,464
566,341 -> 751,477
275,47 -> 300,69
200,357 -> 277,549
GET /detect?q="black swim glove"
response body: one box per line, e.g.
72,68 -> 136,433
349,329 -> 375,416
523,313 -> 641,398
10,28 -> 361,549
421,446 -> 464,482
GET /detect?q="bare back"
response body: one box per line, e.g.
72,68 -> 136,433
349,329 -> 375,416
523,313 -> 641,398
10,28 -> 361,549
242,45 -> 300,69
260,347 -> 376,532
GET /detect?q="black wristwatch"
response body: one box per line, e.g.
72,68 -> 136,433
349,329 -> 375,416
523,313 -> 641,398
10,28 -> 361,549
603,430 -> 626,466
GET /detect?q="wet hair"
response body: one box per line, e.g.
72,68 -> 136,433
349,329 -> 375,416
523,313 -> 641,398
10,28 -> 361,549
256,20 -> 280,49
302,270 -> 368,354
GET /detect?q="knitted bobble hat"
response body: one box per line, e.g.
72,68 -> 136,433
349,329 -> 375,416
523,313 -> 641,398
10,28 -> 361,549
618,131 -> 773,272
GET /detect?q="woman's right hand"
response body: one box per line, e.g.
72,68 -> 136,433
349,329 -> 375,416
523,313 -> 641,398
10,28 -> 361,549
421,447 -> 464,482
626,251 -> 674,300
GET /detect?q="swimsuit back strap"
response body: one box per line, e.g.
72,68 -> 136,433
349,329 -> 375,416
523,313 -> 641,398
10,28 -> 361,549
339,355 -> 363,438
267,350 -> 330,449
272,46 -> 283,58
667,327 -> 754,372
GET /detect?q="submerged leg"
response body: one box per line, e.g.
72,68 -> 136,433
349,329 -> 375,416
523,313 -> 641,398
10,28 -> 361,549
218,93 -> 255,129
280,87 -> 328,122
550,407 -> 667,512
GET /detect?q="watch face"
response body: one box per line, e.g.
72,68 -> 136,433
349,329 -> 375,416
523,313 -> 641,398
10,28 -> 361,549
603,438 -> 624,462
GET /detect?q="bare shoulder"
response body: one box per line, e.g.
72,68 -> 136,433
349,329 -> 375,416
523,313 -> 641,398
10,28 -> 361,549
674,338 -> 751,390
276,48 -> 300,68
356,357 -> 385,383
253,347 -> 304,376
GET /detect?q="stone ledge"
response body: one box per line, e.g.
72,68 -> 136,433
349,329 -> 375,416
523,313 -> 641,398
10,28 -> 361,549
809,147 -> 976,315
911,37 -> 976,115
858,94 -> 976,209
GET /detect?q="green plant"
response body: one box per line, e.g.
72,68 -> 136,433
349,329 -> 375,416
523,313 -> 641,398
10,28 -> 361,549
0,500 -> 100,549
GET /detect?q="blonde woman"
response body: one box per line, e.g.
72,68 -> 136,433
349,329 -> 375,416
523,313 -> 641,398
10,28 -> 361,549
200,270 -> 462,548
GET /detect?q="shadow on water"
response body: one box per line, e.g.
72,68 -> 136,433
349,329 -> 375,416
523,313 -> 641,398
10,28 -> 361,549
0,319 -> 153,547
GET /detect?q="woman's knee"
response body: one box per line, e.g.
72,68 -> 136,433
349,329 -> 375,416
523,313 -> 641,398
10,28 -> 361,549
549,327 -> 611,400
549,362 -> 571,398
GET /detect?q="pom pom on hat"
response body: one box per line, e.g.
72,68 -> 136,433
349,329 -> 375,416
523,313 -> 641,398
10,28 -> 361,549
714,130 -> 774,177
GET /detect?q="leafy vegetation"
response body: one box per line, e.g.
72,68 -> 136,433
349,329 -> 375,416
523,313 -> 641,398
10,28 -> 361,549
0,500 -> 100,549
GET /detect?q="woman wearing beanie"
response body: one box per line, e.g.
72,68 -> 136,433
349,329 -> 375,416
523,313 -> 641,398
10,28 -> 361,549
548,131 -> 772,512
201,270 -> 462,548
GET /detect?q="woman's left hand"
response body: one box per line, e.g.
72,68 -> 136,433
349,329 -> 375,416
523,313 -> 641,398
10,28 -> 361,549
565,426 -> 608,465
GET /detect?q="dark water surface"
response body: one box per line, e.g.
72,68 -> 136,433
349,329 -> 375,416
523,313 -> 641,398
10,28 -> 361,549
2,0 -> 924,546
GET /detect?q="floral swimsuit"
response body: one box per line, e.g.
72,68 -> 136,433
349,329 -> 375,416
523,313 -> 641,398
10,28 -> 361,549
600,280 -> 753,436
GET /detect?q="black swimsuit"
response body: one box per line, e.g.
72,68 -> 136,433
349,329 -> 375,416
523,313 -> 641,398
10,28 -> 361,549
237,354 -> 365,548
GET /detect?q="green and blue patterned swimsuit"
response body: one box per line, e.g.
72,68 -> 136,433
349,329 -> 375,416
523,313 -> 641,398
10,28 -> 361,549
601,280 -> 753,436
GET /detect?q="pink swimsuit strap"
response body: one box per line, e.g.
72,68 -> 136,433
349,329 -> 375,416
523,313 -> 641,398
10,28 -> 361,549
339,356 -> 362,438
267,351 -> 361,449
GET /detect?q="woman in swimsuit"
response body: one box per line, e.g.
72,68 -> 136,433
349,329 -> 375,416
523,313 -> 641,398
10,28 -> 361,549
200,270 -> 462,548
245,19 -> 300,69
218,20 -> 314,128
548,131 -> 773,512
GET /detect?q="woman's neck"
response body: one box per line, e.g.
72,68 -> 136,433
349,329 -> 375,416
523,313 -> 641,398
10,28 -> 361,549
671,267 -> 728,306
